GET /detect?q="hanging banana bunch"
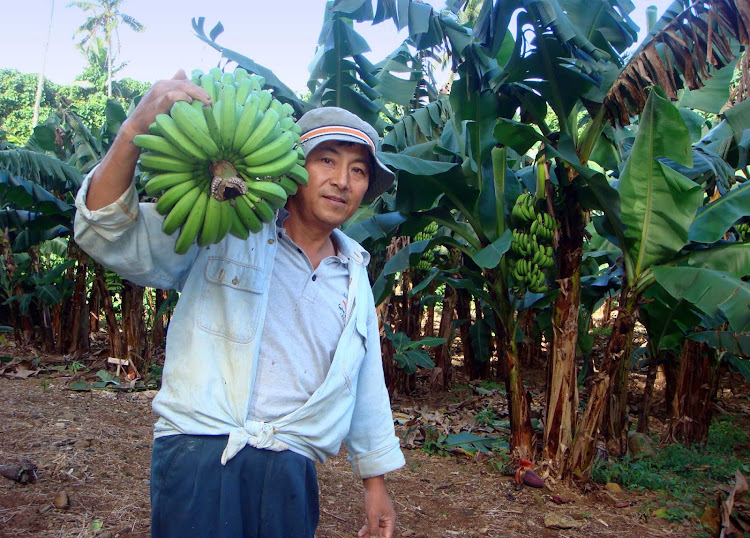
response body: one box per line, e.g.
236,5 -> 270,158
508,192 -> 557,294
736,222 -> 750,242
414,221 -> 439,272
134,67 -> 308,254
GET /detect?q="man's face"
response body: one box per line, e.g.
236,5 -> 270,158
288,140 -> 371,231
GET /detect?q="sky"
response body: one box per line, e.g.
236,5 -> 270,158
2,0 -> 674,95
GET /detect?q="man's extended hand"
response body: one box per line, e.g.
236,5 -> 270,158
124,70 -> 212,136
358,475 -> 396,538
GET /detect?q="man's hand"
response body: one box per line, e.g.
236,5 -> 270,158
85,70 -> 212,211
123,70 -> 212,137
358,475 -> 396,538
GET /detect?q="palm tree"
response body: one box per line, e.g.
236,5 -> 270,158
68,0 -> 144,97
33,0 -> 56,127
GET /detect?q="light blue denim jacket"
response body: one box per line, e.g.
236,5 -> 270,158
73,174 -> 405,479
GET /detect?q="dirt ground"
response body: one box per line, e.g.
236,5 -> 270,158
0,346 -> 708,538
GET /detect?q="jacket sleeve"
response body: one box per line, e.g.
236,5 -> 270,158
343,283 -> 405,480
73,170 -> 200,291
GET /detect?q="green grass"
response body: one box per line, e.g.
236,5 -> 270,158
592,416 -> 750,527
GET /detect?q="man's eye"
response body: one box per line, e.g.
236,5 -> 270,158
321,157 -> 333,164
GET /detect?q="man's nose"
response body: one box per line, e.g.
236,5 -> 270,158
330,167 -> 351,190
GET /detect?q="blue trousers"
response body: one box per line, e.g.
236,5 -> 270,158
150,435 -> 319,538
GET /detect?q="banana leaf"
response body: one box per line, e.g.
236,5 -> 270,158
678,62 -> 738,114
689,182 -> 750,243
640,286 -> 701,353
618,88 -> 702,279
603,0 -> 750,125
686,243 -> 750,278
191,17 -> 309,113
689,331 -> 750,357
652,266 -> 750,332
0,149 -> 82,193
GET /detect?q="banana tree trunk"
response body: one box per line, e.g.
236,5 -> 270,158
636,353 -> 659,434
517,309 -> 539,368
94,263 -> 123,359
431,286 -> 456,391
669,339 -> 719,445
544,195 -> 584,475
568,291 -> 637,479
606,334 -> 635,456
64,243 -> 90,353
121,280 -> 146,378
494,313 -> 533,458
504,336 -> 533,459
455,288 -> 477,378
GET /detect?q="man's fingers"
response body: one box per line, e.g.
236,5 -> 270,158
172,69 -> 188,81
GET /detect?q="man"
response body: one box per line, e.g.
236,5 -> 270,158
74,70 -> 405,538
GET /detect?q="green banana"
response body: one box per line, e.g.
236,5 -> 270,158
245,193 -> 276,223
250,74 -> 266,89
140,152 -> 198,173
279,116 -> 295,131
202,105 -> 222,153
243,131 -> 296,166
271,175 -> 299,196
244,180 -> 288,208
238,108 -> 280,156
220,82 -> 237,151
154,113 -> 209,161
228,204 -> 250,239
221,72 -> 234,87
281,102 -> 295,118
185,100 -> 210,131
155,177 -> 203,215
235,77 -> 253,105
285,164 -> 309,185
170,102 -> 220,158
144,171 -> 198,197
162,180 -> 207,235
233,195 -> 264,233
200,73 -> 216,102
198,195 -> 222,246
174,190 -> 209,255
215,199 -> 233,243
133,134 -> 198,162
232,94 -> 262,152
234,67 -> 249,82
242,149 -> 297,178
257,90 -> 273,113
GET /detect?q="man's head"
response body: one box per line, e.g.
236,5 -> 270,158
286,107 -> 395,234
296,107 -> 395,203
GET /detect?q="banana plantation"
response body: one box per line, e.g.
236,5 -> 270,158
2,0 -> 750,535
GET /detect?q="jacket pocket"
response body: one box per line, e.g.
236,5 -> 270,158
198,257 -> 265,343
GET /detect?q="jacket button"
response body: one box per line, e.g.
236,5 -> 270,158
268,239 -> 275,245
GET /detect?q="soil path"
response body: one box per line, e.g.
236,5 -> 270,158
0,376 -> 684,537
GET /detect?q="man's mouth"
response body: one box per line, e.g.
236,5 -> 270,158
323,194 -> 348,204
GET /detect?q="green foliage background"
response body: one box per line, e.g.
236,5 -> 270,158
0,68 -> 150,145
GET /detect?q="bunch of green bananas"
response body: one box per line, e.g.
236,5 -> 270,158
511,192 -> 537,224
414,221 -> 439,272
508,192 -> 557,294
134,67 -> 308,254
737,222 -> 750,242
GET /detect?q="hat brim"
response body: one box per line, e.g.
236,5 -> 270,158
300,134 -> 394,203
